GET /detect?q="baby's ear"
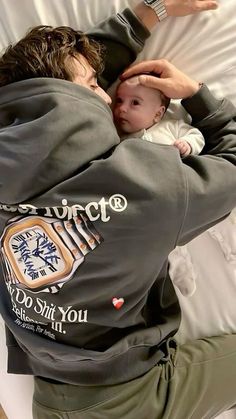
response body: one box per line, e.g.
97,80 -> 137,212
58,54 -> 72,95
154,105 -> 166,122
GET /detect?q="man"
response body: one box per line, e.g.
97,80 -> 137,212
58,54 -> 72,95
0,1 -> 235,418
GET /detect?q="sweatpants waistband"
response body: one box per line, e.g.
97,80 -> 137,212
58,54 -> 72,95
34,339 -> 177,411
34,375 -> 134,411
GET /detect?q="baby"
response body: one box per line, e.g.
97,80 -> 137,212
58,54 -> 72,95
113,76 -> 202,297
113,76 -> 204,157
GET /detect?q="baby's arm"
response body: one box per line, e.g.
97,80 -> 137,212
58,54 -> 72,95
173,120 -> 205,157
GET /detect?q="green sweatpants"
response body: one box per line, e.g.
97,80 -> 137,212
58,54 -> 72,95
33,334 -> 236,419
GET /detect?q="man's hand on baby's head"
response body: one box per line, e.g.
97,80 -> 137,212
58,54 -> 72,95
121,59 -> 200,100
174,139 -> 192,157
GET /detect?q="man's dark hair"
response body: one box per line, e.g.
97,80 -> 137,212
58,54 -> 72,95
0,25 -> 105,87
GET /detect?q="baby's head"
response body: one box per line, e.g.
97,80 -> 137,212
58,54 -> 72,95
113,76 -> 170,135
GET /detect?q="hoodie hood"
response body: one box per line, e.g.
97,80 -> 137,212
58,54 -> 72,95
0,78 -> 119,204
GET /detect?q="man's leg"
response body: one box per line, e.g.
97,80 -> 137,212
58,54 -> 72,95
32,334 -> 236,419
167,334 -> 236,419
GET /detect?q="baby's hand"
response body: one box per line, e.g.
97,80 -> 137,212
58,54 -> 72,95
174,139 -> 191,157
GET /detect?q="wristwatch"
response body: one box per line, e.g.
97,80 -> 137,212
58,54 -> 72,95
143,0 -> 168,21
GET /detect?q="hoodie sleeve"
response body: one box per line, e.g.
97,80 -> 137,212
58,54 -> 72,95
86,8 -> 150,90
177,84 -> 236,245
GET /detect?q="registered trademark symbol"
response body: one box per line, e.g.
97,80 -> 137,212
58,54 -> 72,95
109,194 -> 127,212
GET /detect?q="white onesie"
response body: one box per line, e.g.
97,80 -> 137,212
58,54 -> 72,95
124,118 -> 205,156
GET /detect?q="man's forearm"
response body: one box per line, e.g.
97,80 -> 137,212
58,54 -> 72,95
133,2 -> 159,30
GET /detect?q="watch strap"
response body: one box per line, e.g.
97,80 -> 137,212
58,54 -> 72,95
144,0 -> 168,21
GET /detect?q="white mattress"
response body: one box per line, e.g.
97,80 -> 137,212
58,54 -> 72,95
0,1 -> 236,418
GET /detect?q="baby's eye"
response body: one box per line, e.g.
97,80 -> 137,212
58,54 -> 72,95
115,97 -> 123,104
132,99 -> 140,106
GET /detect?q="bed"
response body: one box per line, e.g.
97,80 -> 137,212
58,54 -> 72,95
0,1 -> 235,418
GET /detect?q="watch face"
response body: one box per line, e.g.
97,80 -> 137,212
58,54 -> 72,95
145,0 -> 155,4
2,217 -> 75,289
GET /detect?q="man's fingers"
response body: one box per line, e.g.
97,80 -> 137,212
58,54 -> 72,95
121,59 -> 199,99
165,0 -> 218,16
138,74 -> 165,90
195,0 -> 218,12
121,60 -> 164,80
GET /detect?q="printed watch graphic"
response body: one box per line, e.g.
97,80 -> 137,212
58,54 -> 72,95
0,214 -> 103,292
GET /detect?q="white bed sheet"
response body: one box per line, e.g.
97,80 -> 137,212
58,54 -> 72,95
0,1 -> 236,418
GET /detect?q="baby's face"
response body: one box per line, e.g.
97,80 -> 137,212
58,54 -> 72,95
113,77 -> 165,134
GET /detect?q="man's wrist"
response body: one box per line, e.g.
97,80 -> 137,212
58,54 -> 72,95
181,84 -> 221,123
143,0 -> 168,22
133,2 -> 160,30
187,82 -> 203,99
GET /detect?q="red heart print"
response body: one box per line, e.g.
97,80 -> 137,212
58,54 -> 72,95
112,297 -> 124,309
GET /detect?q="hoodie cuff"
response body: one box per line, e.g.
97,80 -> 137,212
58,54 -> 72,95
181,84 -> 222,123
121,8 -> 151,48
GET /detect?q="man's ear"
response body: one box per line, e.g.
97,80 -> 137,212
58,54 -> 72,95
154,105 -> 166,123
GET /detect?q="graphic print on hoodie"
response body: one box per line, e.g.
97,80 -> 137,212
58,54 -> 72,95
1,213 -> 103,292
0,211 -> 103,334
